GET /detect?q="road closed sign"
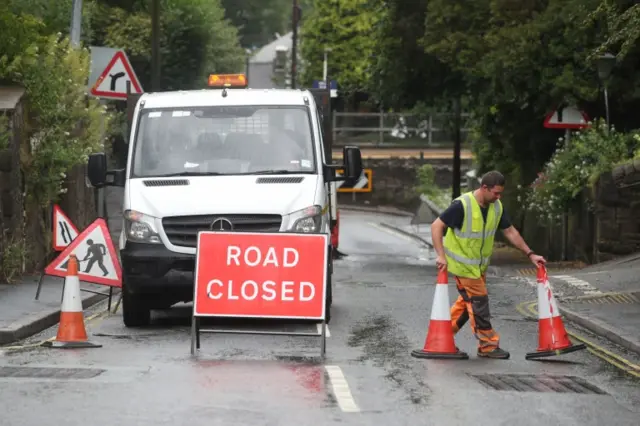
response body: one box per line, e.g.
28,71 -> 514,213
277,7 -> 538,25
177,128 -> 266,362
193,231 -> 328,320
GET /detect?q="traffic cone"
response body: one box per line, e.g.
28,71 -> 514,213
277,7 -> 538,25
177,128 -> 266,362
42,255 -> 101,349
525,264 -> 585,360
411,267 -> 469,359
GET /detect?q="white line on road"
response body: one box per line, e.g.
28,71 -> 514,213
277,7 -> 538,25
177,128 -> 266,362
324,365 -> 360,413
317,323 -> 331,337
552,275 -> 603,295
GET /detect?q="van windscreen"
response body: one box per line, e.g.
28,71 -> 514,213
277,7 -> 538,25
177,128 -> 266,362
130,106 -> 316,178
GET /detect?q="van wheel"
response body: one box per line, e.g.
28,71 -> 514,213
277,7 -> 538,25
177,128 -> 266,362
122,283 -> 151,327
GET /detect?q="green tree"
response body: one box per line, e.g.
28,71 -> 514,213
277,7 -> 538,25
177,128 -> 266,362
299,0 -> 384,100
221,0 -> 291,49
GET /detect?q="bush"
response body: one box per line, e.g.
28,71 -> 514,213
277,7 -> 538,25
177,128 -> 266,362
525,119 -> 640,222
415,163 -> 451,210
3,33 -> 110,207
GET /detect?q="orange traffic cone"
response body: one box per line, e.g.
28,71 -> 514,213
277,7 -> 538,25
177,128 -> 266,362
525,264 -> 585,360
42,255 -> 101,349
411,267 -> 469,359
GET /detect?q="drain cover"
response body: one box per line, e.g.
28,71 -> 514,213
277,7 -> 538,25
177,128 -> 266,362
0,366 -> 105,379
573,293 -> 639,304
470,374 -> 607,394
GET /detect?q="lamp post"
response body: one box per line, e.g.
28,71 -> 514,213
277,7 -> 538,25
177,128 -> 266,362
322,47 -> 332,82
596,52 -> 616,131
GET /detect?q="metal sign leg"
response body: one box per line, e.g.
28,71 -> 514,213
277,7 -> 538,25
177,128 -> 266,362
190,315 -> 197,355
320,320 -> 327,359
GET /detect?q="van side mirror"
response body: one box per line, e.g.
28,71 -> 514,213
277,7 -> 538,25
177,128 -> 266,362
87,153 -> 107,187
343,146 -> 363,180
87,153 -> 126,187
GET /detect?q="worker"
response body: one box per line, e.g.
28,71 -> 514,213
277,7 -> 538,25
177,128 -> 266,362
431,170 -> 546,359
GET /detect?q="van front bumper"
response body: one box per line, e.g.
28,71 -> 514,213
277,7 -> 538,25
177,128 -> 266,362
120,242 -> 196,297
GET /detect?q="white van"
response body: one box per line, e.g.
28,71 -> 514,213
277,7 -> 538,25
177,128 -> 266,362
87,75 -> 362,327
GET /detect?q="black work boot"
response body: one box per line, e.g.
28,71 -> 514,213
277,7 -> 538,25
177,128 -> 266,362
477,347 -> 510,359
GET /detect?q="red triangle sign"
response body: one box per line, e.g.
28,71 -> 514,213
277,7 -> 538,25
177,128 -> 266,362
45,218 -> 122,288
90,50 -> 143,100
543,106 -> 590,129
52,204 -> 80,251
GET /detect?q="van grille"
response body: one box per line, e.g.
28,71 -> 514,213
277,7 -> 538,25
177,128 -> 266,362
162,214 -> 282,248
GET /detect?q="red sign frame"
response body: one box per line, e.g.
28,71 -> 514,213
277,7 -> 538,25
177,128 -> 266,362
193,231 -> 328,320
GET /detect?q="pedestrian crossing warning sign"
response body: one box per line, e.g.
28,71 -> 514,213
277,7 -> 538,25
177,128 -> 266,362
335,168 -> 372,193
52,204 -> 80,251
45,218 -> 122,288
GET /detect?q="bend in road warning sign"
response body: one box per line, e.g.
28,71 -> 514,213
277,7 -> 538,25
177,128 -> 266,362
52,204 -> 79,251
45,218 -> 122,288
193,231 -> 328,320
336,168 -> 372,193
90,50 -> 143,100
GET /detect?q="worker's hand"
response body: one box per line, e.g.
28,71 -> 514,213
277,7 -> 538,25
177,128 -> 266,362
435,255 -> 447,271
530,254 -> 546,266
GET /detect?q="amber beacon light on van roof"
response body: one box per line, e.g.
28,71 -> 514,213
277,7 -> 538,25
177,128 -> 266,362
207,73 -> 248,88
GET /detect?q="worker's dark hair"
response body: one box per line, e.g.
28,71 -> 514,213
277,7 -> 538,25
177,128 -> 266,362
480,170 -> 506,189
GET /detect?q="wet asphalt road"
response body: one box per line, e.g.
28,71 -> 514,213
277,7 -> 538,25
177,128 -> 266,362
1,210 -> 639,426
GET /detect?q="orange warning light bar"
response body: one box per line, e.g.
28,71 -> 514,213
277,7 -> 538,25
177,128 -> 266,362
207,73 -> 248,88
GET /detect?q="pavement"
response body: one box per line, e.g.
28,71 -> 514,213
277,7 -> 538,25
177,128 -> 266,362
374,210 -> 640,359
1,209 -> 639,425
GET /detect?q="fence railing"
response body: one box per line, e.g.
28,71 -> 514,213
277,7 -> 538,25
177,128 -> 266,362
332,111 -> 475,146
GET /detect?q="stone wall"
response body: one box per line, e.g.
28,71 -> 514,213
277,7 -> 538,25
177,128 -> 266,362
520,168 -> 640,264
336,157 -> 473,211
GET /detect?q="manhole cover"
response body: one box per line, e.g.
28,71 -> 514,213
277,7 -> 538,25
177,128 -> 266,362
470,374 -> 607,394
0,366 -> 105,379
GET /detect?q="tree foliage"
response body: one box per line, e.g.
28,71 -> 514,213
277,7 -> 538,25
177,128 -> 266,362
298,0 -> 383,98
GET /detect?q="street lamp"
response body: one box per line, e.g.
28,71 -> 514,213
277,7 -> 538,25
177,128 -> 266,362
596,52 -> 616,130
323,47 -> 332,82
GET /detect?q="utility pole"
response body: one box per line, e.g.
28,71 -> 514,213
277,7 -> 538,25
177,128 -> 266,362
452,96 -> 462,199
70,0 -> 82,48
290,0 -> 299,89
151,0 -> 161,91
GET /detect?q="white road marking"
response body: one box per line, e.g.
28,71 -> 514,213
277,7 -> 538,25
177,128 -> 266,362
324,365 -> 360,413
552,275 -> 603,295
513,276 -> 565,297
317,323 -> 331,337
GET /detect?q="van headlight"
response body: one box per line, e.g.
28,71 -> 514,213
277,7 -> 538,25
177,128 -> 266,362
124,210 -> 161,243
287,205 -> 323,233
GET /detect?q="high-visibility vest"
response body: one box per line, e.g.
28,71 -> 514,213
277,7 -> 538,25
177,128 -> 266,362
443,191 -> 503,279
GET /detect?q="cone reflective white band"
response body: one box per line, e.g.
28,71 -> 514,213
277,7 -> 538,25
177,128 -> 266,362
537,277 -> 559,320
61,274 -> 83,313
430,283 -> 452,321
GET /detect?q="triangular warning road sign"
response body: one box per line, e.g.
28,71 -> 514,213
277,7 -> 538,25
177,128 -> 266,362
543,106 -> 590,129
52,204 -> 80,251
45,218 -> 122,288
90,50 -> 143,100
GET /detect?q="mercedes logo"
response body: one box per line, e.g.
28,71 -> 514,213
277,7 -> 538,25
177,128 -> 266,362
210,217 -> 234,231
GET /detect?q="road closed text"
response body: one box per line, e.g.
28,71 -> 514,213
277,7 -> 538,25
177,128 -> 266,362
206,279 -> 316,302
194,232 -> 327,319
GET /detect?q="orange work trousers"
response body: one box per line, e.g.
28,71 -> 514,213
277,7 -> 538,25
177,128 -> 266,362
450,274 -> 500,353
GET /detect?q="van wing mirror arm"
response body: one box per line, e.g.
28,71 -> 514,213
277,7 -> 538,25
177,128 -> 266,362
323,164 -> 347,182
105,169 -> 126,187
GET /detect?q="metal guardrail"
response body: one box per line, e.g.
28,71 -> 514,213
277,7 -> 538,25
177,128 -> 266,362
332,111 -> 474,146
